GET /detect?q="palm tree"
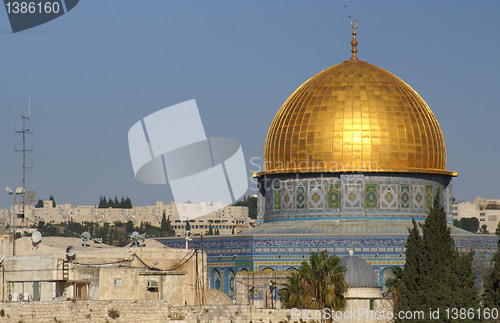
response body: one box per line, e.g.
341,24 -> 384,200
279,271 -> 310,308
280,251 -> 347,310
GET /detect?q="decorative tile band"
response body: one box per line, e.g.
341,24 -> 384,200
259,175 -> 450,220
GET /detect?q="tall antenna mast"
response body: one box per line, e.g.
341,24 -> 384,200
14,95 -> 33,220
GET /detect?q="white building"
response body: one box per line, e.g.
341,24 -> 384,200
452,197 -> 500,233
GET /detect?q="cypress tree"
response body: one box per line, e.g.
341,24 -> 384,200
164,216 -> 175,236
98,196 -> 104,208
396,198 -> 478,322
483,222 -> 500,308
35,199 -> 44,208
207,224 -> 214,235
161,211 -> 168,232
49,195 -> 56,207
125,197 -> 132,209
397,218 -> 425,314
452,250 -> 478,310
125,220 -> 134,233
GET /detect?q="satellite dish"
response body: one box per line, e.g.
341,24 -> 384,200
130,231 -> 146,247
130,231 -> 139,240
81,231 -> 91,247
66,246 -> 76,261
31,231 -> 42,245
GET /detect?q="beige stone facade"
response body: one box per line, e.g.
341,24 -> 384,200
1,201 -> 253,236
0,302 -> 292,323
0,236 -> 206,305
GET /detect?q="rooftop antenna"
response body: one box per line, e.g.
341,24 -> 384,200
14,95 -> 33,221
28,93 -> 31,120
130,231 -> 146,247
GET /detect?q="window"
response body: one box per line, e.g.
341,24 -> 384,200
75,282 -> 88,299
369,299 -> 374,310
147,280 -> 158,292
114,279 -> 121,287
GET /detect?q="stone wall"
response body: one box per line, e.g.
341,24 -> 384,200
0,301 -> 291,323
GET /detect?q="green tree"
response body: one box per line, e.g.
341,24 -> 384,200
161,211 -> 168,231
459,217 -> 480,233
185,221 -> 191,232
396,199 -> 478,322
35,199 -> 43,208
125,220 -> 134,233
49,195 -> 56,207
479,224 -> 489,234
279,271 -> 310,309
384,265 -> 404,306
280,250 -> 347,310
124,197 -> 132,209
397,219 -> 424,313
207,224 -> 214,235
483,221 -> 500,309
98,196 -> 107,208
159,212 -> 175,236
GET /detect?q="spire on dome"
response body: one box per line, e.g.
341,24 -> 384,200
350,20 -> 358,61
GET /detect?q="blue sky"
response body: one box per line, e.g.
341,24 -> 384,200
0,1 -> 499,208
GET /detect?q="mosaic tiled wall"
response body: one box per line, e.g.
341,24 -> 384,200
159,218 -> 496,299
184,232 -> 497,298
258,173 -> 452,221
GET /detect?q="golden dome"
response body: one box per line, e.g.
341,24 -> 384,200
261,59 -> 456,176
